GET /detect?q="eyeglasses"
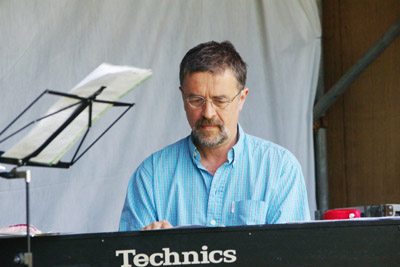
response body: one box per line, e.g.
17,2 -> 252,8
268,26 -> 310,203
185,90 -> 242,110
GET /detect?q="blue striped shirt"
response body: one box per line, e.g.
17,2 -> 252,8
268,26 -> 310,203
119,124 -> 310,231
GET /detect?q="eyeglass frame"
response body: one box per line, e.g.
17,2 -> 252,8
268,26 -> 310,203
183,89 -> 243,110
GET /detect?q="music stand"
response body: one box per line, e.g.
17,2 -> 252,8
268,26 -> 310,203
0,63 -> 152,266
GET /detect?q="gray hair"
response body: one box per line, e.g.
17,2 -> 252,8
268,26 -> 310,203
179,41 -> 247,91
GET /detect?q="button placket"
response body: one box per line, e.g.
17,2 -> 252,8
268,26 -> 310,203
205,163 -> 229,226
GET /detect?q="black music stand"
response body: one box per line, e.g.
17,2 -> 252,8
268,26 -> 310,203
0,86 -> 135,266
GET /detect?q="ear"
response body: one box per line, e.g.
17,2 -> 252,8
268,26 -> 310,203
179,86 -> 188,111
238,88 -> 249,111
179,86 -> 186,101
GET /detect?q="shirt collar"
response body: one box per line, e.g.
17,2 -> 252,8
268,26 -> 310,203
188,123 -> 245,165
189,134 -> 201,164
229,123 -> 244,164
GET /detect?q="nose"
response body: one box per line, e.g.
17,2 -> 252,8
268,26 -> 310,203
201,99 -> 217,119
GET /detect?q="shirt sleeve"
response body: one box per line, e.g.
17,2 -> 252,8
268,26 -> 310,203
119,157 -> 157,231
266,151 -> 311,223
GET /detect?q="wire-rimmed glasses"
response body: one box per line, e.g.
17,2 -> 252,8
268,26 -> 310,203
185,90 -> 242,110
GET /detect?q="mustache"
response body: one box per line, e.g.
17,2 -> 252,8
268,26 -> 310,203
195,117 -> 224,128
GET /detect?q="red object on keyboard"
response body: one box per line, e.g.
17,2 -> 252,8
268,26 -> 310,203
323,209 -> 361,220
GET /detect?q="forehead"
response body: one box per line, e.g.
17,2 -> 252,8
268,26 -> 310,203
182,70 -> 239,96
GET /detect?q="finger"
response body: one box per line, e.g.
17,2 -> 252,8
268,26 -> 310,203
159,220 -> 173,229
141,223 -> 158,230
141,220 -> 173,230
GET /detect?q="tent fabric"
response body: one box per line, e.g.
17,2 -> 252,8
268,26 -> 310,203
0,0 -> 320,233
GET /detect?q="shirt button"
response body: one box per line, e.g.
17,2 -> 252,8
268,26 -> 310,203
210,220 -> 216,226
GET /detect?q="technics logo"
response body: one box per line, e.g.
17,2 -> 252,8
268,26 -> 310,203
116,246 -> 237,267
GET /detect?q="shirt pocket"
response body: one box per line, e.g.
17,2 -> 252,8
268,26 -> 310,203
229,200 -> 268,225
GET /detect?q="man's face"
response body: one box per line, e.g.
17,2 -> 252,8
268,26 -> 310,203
180,69 -> 248,148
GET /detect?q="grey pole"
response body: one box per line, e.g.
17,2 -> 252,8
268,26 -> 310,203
314,125 -> 329,212
314,54 -> 329,212
314,0 -> 329,213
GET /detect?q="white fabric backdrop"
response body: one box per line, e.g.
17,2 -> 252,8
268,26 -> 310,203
0,0 -> 320,233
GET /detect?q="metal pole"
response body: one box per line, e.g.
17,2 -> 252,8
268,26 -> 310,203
25,170 -> 32,267
314,0 -> 329,213
314,45 -> 329,211
314,126 -> 329,211
313,18 -> 400,123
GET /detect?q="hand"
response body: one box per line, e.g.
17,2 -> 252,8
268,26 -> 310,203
141,220 -> 173,230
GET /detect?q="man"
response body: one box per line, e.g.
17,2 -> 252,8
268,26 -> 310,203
119,41 -> 310,231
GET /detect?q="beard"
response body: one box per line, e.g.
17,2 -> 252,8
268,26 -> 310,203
192,117 -> 229,147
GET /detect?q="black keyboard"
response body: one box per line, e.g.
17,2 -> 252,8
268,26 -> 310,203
1,219 -> 399,266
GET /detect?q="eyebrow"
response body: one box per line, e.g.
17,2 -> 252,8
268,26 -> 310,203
187,93 -> 230,99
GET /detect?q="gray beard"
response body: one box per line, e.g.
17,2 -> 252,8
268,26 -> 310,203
192,124 -> 228,147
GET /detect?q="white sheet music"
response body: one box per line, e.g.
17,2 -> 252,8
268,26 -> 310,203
3,63 -> 152,165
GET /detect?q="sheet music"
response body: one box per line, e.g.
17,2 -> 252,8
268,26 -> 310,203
3,63 -> 152,165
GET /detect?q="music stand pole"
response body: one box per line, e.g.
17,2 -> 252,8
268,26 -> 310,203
23,170 -> 32,267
